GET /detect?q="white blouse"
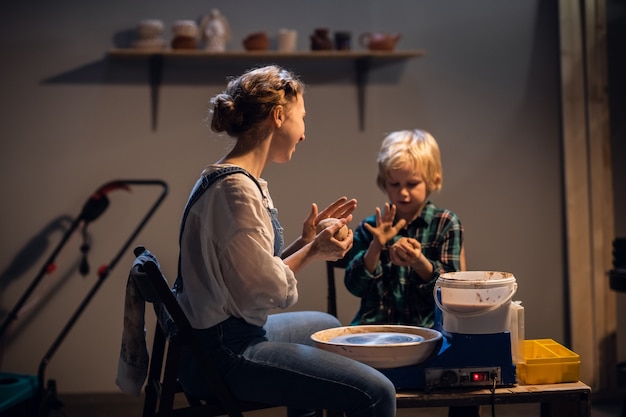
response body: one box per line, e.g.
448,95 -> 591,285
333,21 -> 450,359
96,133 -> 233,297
176,166 -> 298,329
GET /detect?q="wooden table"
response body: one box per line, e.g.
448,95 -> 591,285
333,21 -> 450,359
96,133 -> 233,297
395,381 -> 591,417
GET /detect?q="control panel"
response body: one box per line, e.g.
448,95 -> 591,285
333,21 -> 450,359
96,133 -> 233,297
424,367 -> 501,391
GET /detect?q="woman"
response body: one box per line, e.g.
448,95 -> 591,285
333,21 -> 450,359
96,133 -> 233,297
176,65 -> 396,417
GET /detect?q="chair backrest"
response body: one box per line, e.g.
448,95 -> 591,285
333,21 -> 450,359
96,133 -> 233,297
326,245 -> 467,317
325,256 -> 349,317
131,246 -> 274,417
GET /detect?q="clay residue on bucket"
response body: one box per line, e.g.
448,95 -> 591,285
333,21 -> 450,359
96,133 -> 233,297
479,291 -> 506,303
486,271 -> 514,279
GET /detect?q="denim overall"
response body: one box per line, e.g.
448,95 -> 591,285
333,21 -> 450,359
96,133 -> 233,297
174,166 -> 283,292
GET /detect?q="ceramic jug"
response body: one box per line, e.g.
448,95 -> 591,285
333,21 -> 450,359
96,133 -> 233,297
200,9 -> 231,52
358,32 -> 401,51
310,28 -> 333,51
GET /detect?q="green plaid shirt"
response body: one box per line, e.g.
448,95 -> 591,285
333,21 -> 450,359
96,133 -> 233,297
344,201 -> 463,328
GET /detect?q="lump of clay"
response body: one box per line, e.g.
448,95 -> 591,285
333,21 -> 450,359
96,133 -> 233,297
316,218 -> 349,241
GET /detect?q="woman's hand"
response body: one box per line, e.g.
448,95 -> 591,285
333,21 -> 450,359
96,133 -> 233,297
300,197 -> 357,244
282,197 -> 357,259
311,218 -> 354,261
363,203 -> 407,247
282,216 -> 354,273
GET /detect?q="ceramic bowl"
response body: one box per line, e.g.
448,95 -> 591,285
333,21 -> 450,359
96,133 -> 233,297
243,32 -> 270,51
137,19 -> 164,40
311,325 -> 442,369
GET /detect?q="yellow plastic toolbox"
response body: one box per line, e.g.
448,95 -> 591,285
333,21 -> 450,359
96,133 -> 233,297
516,339 -> 580,384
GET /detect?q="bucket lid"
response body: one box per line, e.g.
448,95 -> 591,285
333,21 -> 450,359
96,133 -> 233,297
437,271 -> 516,289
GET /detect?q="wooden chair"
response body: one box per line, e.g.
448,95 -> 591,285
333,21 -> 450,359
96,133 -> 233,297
130,246 -> 277,417
325,255 -> 350,317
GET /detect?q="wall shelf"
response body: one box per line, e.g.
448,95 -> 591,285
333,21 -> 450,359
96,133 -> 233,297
106,48 -> 426,131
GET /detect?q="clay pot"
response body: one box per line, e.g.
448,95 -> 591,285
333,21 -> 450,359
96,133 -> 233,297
170,20 -> 199,50
334,31 -> 352,51
358,32 -> 401,51
243,32 -> 270,51
171,36 -> 197,50
310,28 -> 333,51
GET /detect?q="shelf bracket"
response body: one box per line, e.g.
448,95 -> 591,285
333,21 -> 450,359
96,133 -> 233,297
148,54 -> 163,132
355,57 -> 370,132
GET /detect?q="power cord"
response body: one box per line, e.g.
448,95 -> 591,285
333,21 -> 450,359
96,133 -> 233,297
489,371 -> 498,417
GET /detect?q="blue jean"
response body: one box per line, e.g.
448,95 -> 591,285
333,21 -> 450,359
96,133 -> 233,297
178,311 -> 396,417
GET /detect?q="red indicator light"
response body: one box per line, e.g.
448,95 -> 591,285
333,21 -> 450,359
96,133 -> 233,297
471,372 -> 489,382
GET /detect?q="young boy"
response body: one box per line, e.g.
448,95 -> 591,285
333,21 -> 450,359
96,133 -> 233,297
344,130 -> 476,417
345,129 -> 464,328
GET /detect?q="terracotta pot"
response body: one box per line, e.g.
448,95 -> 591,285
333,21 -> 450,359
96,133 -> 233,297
358,32 -> 401,51
243,32 -> 269,51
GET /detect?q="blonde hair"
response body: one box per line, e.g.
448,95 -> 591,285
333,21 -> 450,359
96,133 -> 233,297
210,65 -> 305,139
376,129 -> 443,193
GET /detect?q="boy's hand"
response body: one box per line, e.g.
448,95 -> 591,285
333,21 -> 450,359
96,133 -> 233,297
389,237 -> 422,266
364,203 -> 406,247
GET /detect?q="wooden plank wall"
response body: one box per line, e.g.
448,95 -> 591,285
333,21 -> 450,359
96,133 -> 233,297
559,0 -> 616,391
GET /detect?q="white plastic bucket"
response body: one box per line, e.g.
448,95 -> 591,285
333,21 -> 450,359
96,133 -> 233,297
434,271 -> 517,334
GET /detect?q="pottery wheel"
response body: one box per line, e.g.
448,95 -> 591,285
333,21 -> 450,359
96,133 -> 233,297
330,332 -> 424,346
